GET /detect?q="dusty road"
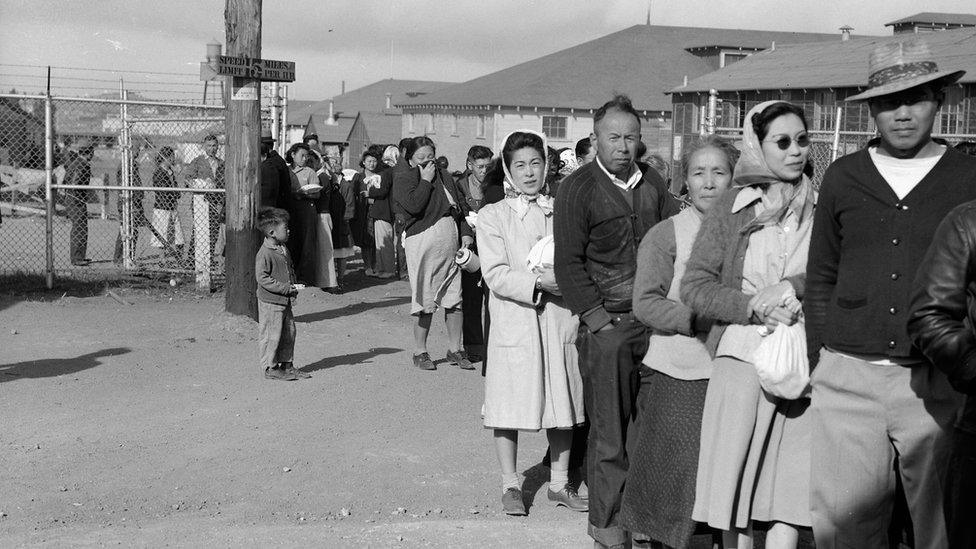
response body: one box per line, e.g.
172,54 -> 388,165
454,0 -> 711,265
1,273 -> 593,547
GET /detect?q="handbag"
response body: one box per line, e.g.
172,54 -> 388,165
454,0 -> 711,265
752,319 -> 810,400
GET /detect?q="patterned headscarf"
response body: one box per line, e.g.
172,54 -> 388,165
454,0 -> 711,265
499,129 -> 554,215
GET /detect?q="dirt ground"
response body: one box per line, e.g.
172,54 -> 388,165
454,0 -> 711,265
1,270 -> 598,548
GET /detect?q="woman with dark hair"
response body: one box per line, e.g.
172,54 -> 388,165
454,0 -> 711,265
286,142 -> 331,286
620,134 -> 738,548
682,101 -> 815,549
393,136 -> 475,371
478,130 -> 586,516
352,149 -> 382,276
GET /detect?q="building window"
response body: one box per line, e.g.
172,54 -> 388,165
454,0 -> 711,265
720,52 -> 749,68
542,115 -> 567,139
814,91 -> 837,131
940,86 -> 964,134
450,114 -> 458,136
477,114 -> 486,138
426,114 -> 435,134
407,113 -> 414,134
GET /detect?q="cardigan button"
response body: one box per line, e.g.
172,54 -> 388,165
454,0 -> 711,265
889,307 -> 897,315
891,272 -> 900,280
888,340 -> 897,349
892,237 -> 900,246
901,205 -> 909,211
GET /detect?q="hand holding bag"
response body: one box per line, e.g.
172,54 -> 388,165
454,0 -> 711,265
752,320 -> 810,400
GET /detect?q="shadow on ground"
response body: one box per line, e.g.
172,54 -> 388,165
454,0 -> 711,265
302,347 -> 402,372
0,347 -> 131,383
294,296 -> 410,323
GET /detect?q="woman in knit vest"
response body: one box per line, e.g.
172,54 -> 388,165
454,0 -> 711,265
681,101 -> 816,549
620,135 -> 738,549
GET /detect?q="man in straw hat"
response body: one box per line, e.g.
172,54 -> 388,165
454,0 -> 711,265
805,38 -> 976,548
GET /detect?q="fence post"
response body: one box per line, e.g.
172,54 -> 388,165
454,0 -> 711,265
120,87 -> 134,270
44,93 -> 54,289
193,194 -> 212,290
831,106 -> 843,163
706,89 -> 718,135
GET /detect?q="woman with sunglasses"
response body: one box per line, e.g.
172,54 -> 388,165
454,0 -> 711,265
681,101 -> 815,549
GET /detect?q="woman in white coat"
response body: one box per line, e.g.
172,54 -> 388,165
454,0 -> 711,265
477,130 -> 586,516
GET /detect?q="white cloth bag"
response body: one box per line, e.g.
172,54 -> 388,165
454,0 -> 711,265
752,320 -> 810,400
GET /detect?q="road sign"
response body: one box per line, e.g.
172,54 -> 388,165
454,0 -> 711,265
200,55 -> 295,82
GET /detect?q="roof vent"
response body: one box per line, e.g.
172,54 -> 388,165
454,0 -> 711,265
326,100 -> 337,126
386,93 -> 392,109
840,25 -> 854,41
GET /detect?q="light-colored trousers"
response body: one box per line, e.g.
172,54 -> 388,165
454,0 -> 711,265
810,349 -> 961,549
258,300 -> 295,370
373,219 -> 395,275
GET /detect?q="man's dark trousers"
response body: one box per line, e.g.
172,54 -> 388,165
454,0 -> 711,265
461,267 -> 484,356
946,427 -> 976,548
65,195 -> 88,263
577,315 -> 648,546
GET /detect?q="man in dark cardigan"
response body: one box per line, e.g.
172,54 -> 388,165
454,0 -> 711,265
805,39 -> 976,548
554,95 -> 680,549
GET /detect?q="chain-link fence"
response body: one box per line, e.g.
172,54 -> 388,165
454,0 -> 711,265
0,92 -> 276,288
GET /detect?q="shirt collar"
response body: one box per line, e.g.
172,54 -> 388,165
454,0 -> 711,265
732,186 -> 763,214
596,157 -> 641,190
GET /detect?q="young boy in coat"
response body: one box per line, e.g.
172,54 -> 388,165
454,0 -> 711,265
256,207 -> 310,381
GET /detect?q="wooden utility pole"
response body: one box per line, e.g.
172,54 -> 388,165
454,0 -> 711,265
223,0 -> 262,319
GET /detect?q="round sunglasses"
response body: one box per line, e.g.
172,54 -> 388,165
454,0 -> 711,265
764,134 -> 811,150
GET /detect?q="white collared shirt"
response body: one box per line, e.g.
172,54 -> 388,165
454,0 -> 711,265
596,157 -> 641,191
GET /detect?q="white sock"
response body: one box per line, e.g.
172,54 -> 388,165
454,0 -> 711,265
550,466 -> 569,491
501,472 -> 520,492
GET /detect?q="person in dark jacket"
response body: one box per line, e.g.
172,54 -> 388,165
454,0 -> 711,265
351,149 -> 382,276
805,38 -> 975,548
456,145 -> 493,361
259,131 -> 283,209
909,201 -> 976,549
63,140 -> 95,265
393,136 -> 475,372
369,144 -> 406,279
554,95 -> 681,549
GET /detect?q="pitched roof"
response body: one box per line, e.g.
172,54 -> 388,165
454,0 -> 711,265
304,115 -> 355,143
885,12 -> 976,27
287,79 -> 454,125
672,27 -> 976,94
397,24 -> 846,112
355,111 -> 403,145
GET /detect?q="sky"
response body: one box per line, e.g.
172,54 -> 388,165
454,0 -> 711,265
2,0 -> 975,101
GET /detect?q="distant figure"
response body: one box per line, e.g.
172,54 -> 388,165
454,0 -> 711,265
149,146 -> 185,258
183,134 -> 225,257
954,140 -> 976,156
456,145 -> 494,362
575,137 -> 596,167
63,139 -> 95,266
114,142 -> 147,264
351,149 -> 382,276
436,155 -> 450,171
255,207 -> 310,381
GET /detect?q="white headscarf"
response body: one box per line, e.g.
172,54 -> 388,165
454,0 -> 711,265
498,129 -> 553,215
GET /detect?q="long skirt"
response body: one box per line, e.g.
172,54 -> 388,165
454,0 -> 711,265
621,370 -> 709,549
692,356 -> 812,530
404,217 -> 461,315
373,219 -> 395,275
150,208 -> 184,247
312,213 -> 337,288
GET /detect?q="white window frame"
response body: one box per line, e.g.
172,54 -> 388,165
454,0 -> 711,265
542,115 -> 567,139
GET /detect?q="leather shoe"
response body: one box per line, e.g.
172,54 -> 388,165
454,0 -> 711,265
413,352 -> 436,370
446,349 -> 475,370
282,363 -> 311,379
264,367 -> 298,381
501,487 -> 526,516
548,485 -> 588,512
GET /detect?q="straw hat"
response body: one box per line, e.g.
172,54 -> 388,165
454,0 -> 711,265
846,38 -> 964,102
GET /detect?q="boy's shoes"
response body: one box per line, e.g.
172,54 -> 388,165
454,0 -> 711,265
264,366 -> 298,381
501,487 -> 526,516
412,352 -> 436,371
547,485 -> 588,512
281,363 -> 311,379
446,349 -> 475,370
